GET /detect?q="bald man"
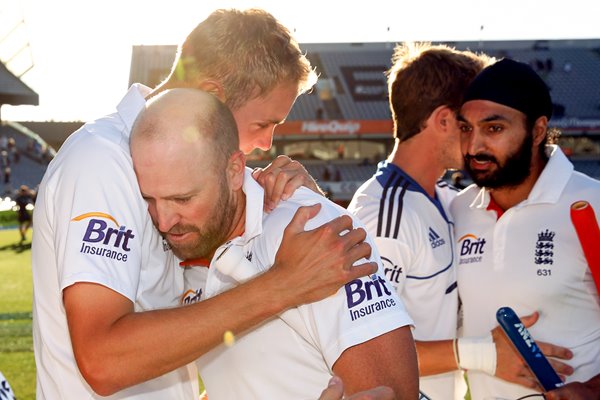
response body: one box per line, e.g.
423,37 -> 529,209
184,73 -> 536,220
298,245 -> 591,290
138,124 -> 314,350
32,9 -> 376,399
130,88 -> 419,400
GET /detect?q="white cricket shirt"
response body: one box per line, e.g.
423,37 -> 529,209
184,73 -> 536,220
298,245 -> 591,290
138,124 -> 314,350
32,84 -> 198,399
184,169 -> 413,400
348,161 -> 461,400
451,146 -> 600,399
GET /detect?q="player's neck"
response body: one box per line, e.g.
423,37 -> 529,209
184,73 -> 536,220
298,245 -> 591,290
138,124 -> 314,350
388,138 -> 445,197
226,192 -> 247,242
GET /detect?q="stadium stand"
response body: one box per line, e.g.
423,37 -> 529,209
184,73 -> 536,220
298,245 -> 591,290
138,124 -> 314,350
283,40 -> 600,203
0,51 -> 47,200
0,122 -> 54,196
4,39 -> 599,206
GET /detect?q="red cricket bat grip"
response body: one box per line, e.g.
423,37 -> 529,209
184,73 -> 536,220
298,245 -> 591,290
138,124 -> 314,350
570,201 -> 600,295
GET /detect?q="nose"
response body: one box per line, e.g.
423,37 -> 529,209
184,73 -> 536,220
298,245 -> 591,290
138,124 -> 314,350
148,201 -> 179,233
462,128 -> 483,156
254,129 -> 274,151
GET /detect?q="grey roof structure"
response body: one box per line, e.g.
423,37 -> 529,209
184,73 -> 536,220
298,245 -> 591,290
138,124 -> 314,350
0,61 -> 38,106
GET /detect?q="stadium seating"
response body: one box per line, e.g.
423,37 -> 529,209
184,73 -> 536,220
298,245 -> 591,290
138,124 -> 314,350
0,123 -> 52,197
289,40 -> 600,123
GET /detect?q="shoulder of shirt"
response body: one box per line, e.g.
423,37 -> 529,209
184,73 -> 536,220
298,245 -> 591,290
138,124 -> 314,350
266,187 -> 357,229
451,184 -> 479,208
52,113 -> 128,162
570,169 -> 600,187
62,110 -> 124,144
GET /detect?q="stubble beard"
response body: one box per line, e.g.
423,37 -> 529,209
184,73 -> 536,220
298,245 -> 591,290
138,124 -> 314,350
166,181 -> 237,261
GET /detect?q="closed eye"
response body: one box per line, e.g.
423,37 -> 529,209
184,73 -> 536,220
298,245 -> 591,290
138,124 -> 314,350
173,197 -> 192,204
256,122 -> 270,129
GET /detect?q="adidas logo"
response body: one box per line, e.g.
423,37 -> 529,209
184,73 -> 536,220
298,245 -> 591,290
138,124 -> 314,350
428,227 -> 446,248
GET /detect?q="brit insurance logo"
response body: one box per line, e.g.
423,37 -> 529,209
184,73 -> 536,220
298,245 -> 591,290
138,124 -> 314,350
181,288 -> 203,305
344,274 -> 396,322
428,227 -> 446,249
458,233 -> 486,265
71,212 -> 135,263
381,256 -> 402,286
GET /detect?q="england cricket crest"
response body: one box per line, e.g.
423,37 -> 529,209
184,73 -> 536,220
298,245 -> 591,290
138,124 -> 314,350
535,229 -> 555,265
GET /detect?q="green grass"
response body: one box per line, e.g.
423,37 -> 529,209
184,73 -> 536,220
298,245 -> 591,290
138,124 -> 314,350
0,229 -> 205,399
0,209 -> 19,228
0,228 -> 35,400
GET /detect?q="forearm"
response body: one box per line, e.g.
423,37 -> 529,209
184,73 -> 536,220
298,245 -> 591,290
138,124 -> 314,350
416,335 -> 497,377
73,272 -> 287,395
415,339 -> 458,376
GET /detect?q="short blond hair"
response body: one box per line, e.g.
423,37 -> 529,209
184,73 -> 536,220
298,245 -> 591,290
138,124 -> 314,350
172,8 -> 317,111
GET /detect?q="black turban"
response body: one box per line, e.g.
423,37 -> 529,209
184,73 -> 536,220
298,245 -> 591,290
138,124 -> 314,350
463,58 -> 553,121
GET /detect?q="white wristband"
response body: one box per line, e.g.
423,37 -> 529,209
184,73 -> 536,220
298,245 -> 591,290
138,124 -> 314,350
457,334 -> 496,376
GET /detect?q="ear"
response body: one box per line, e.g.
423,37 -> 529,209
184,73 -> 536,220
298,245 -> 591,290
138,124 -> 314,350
197,80 -> 226,103
433,105 -> 454,131
227,150 -> 246,191
532,116 -> 549,147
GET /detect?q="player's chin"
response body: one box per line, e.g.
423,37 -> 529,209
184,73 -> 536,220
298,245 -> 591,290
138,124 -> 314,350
468,168 -> 495,184
170,244 -> 198,261
167,236 -> 198,257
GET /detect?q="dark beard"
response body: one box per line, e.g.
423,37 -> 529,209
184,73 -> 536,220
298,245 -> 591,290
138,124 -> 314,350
465,132 -> 533,189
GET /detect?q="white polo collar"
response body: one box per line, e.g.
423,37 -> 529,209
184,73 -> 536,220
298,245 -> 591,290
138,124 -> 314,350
470,145 -> 573,210
117,83 -> 153,134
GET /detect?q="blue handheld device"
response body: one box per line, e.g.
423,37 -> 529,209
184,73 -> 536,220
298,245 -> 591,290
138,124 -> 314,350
496,307 -> 563,391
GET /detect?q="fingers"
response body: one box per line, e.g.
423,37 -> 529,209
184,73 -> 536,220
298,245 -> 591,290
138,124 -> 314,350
265,171 -> 293,211
321,214 -> 357,238
285,204 -> 322,235
251,167 -> 263,181
273,208 -> 375,306
343,240 -> 372,266
318,376 -> 345,400
253,157 -> 291,210
280,173 -> 307,202
520,312 -> 540,328
346,262 -> 378,281
322,218 -> 371,272
319,377 -> 396,400
269,154 -> 294,168
339,220 -> 367,240
546,358 -> 574,377
537,341 -> 573,361
253,156 -> 319,210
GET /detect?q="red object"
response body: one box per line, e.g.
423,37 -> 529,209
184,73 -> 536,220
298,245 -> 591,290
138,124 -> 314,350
570,201 -> 600,295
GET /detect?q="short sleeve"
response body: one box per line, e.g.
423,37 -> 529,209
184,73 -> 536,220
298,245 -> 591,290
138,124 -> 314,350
47,134 -> 146,301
